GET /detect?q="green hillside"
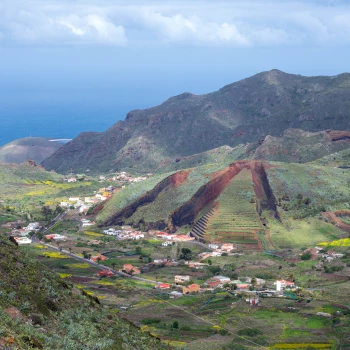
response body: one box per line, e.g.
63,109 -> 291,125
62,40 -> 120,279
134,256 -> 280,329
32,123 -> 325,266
98,159 -> 350,250
0,235 -> 165,349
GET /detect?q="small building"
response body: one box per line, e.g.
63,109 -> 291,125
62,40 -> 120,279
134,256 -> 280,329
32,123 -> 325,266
156,283 -> 170,289
236,283 -> 250,290
162,241 -> 172,247
12,237 -> 32,245
183,284 -> 200,294
169,291 -> 183,299
246,296 -> 259,305
175,275 -> 191,285
221,243 -> 236,252
274,279 -> 295,291
208,243 -> 219,250
98,270 -> 114,277
91,253 -> 107,263
213,276 -> 231,284
45,234 -> 67,241
121,264 -> 140,275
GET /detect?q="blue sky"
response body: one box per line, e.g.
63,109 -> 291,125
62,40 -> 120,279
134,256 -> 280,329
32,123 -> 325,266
0,0 -> 350,144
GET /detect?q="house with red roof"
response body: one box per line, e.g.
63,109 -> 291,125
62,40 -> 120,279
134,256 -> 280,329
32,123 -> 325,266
156,283 -> 170,289
98,270 -> 114,277
183,284 -> 200,294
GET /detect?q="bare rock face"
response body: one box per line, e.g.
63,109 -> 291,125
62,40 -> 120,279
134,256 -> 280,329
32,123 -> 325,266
42,70 -> 350,174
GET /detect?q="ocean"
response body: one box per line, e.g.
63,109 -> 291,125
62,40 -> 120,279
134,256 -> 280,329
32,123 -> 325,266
0,105 -> 131,146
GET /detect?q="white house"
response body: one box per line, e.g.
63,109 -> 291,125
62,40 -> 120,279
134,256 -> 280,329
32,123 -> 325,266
209,243 -> 219,250
69,197 -> 80,202
13,237 -> 32,245
274,279 -> 295,291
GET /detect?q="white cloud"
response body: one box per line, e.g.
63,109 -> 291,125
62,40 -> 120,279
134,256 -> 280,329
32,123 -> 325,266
0,0 -> 350,47
137,11 -> 250,46
0,2 -> 127,46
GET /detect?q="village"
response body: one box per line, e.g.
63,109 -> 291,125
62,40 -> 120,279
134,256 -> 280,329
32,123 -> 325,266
4,210 -> 347,312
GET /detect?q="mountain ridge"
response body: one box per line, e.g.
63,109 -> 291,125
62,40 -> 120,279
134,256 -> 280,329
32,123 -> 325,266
42,69 -> 350,174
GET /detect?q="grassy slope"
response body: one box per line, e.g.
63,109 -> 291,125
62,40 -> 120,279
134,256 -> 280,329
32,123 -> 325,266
96,172 -> 175,223
266,162 -> 350,248
97,161 -> 234,225
0,235 -> 165,350
98,159 -> 350,250
313,148 -> 350,168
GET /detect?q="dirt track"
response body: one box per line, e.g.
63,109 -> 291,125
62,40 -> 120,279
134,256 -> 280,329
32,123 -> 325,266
322,211 -> 350,234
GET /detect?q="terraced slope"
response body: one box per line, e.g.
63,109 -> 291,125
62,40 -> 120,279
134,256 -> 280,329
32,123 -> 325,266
205,169 -> 263,250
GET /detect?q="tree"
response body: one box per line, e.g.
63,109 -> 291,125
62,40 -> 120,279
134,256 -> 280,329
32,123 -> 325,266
208,259 -> 212,265
111,263 -> 116,271
97,257 -> 101,264
301,252 -> 311,260
136,246 -> 142,255
41,206 -> 53,220
54,205 -> 64,215
179,248 -> 192,260
208,265 -> 221,275
172,320 -> 179,329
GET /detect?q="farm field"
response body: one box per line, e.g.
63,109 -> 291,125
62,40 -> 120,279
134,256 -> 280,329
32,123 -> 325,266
205,169 -> 262,249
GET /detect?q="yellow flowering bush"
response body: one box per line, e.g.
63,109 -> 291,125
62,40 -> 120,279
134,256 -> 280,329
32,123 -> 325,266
271,344 -> 333,349
42,252 -> 68,259
319,238 -> 350,247
69,263 -> 90,268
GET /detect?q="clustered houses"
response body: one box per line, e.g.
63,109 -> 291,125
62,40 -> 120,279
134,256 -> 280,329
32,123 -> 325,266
199,243 -> 237,259
10,222 -> 40,237
102,227 -> 144,240
107,172 -> 150,183
60,186 -> 116,213
149,231 -> 195,242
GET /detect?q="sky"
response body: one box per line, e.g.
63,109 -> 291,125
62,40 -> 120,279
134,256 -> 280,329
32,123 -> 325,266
1,0 -> 350,144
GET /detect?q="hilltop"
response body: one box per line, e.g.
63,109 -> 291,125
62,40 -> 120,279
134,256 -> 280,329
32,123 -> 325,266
0,137 -> 63,164
42,70 -> 350,174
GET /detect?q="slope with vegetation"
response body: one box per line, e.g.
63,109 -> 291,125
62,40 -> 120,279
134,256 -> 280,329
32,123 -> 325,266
0,235 -> 165,349
97,156 -> 350,249
43,70 -> 350,174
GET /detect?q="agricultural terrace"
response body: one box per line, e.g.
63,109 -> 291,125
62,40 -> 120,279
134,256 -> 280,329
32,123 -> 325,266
205,169 -> 262,249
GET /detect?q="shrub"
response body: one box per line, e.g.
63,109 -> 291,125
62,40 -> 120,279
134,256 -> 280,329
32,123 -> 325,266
237,328 -> 262,337
142,318 -> 161,325
301,252 -> 311,260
